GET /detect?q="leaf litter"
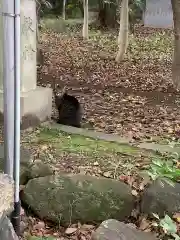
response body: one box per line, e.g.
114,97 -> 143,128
22,24 -> 180,239
38,25 -> 180,141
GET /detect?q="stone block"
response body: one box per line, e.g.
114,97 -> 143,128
0,86 -> 52,129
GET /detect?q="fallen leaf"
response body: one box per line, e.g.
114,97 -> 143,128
33,221 -> 45,230
139,217 -> 151,230
93,161 -> 99,166
103,171 -> 112,178
131,189 -> 138,196
65,227 -> 78,235
173,212 -> 180,223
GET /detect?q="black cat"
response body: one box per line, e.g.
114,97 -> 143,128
53,82 -> 82,128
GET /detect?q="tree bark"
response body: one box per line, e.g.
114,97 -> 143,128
171,0 -> 180,90
115,0 -> 129,62
82,0 -> 89,39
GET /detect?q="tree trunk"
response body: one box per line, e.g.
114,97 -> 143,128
115,0 -> 129,62
98,0 -> 107,28
98,0 -> 118,29
82,0 -> 89,39
62,0 -> 66,20
79,2 -> 84,18
171,0 -> 180,90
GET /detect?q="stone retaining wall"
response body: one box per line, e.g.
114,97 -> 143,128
0,173 -> 18,240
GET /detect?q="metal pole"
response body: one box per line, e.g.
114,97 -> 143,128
2,0 -> 15,178
11,0 -> 21,236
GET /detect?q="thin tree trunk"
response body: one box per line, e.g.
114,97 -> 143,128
79,2 -> 84,18
115,0 -> 129,62
36,1 -> 41,44
171,0 -> 180,90
82,0 -> 89,39
62,0 -> 66,20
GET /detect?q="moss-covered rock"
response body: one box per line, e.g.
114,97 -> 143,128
141,178 -> 180,217
22,174 -> 134,225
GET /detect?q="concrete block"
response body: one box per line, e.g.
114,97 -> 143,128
0,86 -> 52,129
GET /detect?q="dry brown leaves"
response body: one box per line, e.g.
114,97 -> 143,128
38,25 -> 180,140
22,210 -> 95,240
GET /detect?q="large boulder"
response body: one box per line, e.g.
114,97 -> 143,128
141,178 -> 180,216
22,174 -> 134,225
0,145 -> 54,185
92,219 -> 158,240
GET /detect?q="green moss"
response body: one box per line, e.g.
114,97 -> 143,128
36,127 -> 143,157
24,126 -> 157,177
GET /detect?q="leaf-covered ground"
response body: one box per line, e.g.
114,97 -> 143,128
38,23 -> 180,141
23,126 -> 155,178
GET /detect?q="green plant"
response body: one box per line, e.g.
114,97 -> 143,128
152,214 -> 180,240
145,157 -> 180,184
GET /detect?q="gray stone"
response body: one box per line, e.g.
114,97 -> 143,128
49,124 -> 131,144
22,174 -> 134,225
0,145 -> 54,185
29,159 -> 54,179
20,159 -> 54,185
138,142 -> 180,154
19,159 -> 54,185
0,145 -> 31,185
0,217 -> 19,240
141,178 -> 180,216
92,219 -> 158,240
0,87 -> 52,130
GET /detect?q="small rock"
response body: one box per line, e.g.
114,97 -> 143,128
92,219 -> 158,240
29,159 -> 54,179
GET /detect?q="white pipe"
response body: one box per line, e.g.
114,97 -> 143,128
14,0 -> 21,204
2,0 -> 15,178
10,0 -> 21,235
